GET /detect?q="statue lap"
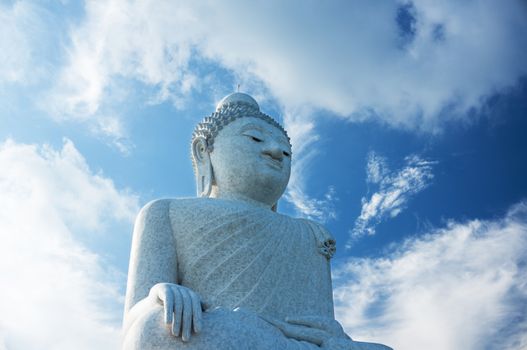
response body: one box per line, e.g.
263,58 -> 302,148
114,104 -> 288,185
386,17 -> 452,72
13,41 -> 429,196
123,299 -> 317,350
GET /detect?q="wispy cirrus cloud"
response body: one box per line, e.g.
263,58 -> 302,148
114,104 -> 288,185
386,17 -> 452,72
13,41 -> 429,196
334,201 -> 527,350
351,152 -> 435,242
283,109 -> 337,222
0,139 -> 139,349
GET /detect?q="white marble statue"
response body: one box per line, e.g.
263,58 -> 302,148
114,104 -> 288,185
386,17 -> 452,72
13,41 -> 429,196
122,93 -> 392,350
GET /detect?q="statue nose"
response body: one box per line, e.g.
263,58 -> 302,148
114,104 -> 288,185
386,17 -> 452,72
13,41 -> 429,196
263,143 -> 284,161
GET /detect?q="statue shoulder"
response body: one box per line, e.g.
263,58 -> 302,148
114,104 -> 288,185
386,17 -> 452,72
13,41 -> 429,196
136,197 -> 199,220
295,217 -> 331,236
137,197 -> 214,234
132,199 -> 175,245
296,218 -> 336,259
137,198 -> 172,218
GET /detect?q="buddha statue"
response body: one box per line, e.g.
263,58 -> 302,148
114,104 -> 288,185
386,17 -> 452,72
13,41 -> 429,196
122,93 -> 391,350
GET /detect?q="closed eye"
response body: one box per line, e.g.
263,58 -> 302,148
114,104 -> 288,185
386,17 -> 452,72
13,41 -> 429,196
251,136 -> 263,142
283,151 -> 291,157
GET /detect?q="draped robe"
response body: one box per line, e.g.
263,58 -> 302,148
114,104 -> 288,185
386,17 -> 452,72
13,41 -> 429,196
123,198 -> 392,349
169,198 -> 336,322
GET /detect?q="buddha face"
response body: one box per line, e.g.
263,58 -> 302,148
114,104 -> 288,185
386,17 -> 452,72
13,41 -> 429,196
208,117 -> 292,207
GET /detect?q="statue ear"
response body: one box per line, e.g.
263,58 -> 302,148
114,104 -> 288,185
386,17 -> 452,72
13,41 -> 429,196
192,137 -> 213,197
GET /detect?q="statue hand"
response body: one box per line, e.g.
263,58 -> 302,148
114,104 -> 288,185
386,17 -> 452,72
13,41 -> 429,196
148,283 -> 203,342
263,315 -> 344,346
264,316 -> 391,349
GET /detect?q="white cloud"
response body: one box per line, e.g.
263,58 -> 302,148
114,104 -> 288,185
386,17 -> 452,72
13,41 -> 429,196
0,139 -> 139,349
282,109 -> 337,222
42,0 -> 527,133
334,201 -> 527,350
351,152 -> 435,241
0,1 -> 53,85
43,1 -> 201,128
0,1 -> 33,84
4,0 -> 525,240
28,0 -> 525,178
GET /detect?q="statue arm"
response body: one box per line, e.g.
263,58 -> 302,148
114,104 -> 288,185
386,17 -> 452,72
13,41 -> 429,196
124,199 -> 178,315
122,199 -> 202,342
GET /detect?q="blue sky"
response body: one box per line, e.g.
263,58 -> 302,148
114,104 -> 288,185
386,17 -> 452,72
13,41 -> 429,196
1,1 -> 526,349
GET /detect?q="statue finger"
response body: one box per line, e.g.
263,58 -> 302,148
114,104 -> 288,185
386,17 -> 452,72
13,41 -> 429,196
285,316 -> 326,329
162,284 -> 174,325
180,288 -> 192,342
286,316 -> 343,335
279,324 -> 327,346
262,315 -> 327,344
172,287 -> 183,337
190,291 -> 202,333
260,315 -> 287,329
286,327 -> 329,345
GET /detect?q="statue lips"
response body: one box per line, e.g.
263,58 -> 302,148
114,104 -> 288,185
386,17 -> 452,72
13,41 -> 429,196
262,155 -> 283,170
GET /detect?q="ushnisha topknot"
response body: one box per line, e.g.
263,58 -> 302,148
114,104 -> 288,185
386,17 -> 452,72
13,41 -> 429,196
191,92 -> 291,152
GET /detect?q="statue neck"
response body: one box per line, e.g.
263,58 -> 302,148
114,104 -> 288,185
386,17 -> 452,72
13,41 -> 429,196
209,188 -> 273,210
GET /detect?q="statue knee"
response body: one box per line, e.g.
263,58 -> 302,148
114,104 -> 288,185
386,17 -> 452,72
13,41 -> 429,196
123,303 -> 172,350
123,304 -> 291,350
122,305 -> 243,350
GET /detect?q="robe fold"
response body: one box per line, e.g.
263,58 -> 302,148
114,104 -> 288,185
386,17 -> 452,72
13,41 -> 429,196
169,198 -> 336,321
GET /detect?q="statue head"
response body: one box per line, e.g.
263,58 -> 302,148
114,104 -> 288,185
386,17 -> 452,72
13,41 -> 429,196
191,93 -> 292,209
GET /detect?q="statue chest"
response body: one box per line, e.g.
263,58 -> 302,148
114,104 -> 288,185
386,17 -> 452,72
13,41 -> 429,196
171,204 -> 335,320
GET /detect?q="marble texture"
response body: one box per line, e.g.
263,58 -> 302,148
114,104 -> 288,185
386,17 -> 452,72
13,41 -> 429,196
122,93 -> 392,350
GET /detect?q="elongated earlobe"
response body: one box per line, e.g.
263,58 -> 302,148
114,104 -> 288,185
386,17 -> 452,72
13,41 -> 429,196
192,137 -> 213,197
